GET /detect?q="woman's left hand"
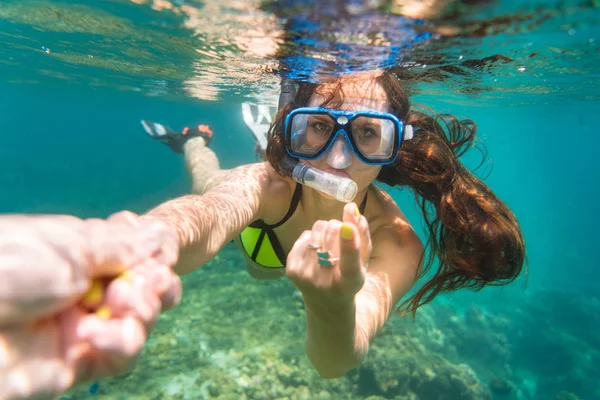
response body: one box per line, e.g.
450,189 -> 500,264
286,202 -> 372,315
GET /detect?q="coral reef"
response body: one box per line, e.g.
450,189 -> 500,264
508,290 -> 600,400
489,377 -> 513,396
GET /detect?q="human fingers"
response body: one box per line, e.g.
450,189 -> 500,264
340,203 -> 362,275
102,271 -> 161,331
109,216 -> 178,268
83,218 -> 178,278
342,202 -> 360,225
285,230 -> 312,281
106,211 -> 141,227
356,213 -> 372,264
0,321 -> 75,400
0,218 -> 90,325
308,220 -> 328,250
143,220 -> 178,267
342,202 -> 371,265
338,221 -> 361,279
305,220 -> 329,272
158,272 -> 182,311
322,219 -> 343,268
0,358 -> 73,400
126,219 -> 178,269
127,262 -> 182,311
82,261 -> 181,327
73,313 -> 146,381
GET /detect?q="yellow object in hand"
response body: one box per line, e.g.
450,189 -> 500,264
95,305 -> 112,320
81,279 -> 105,308
117,270 -> 134,282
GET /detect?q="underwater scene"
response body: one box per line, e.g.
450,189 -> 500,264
1,0 -> 599,399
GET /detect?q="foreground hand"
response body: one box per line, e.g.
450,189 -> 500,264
286,202 -> 372,314
0,211 -> 182,400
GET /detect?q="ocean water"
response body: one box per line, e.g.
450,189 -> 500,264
1,0 -> 599,399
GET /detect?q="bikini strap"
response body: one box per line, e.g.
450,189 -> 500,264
270,183 -> 303,229
358,190 -> 368,214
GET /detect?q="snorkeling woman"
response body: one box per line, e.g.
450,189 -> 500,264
142,70 -> 526,378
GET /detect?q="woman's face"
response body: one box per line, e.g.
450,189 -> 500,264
303,77 -> 388,194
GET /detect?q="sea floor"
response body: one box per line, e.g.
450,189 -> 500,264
63,244 -> 599,400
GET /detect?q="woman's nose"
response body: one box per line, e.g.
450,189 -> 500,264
326,135 -> 352,169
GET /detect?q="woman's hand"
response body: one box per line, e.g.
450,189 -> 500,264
0,211 -> 182,400
286,202 -> 372,316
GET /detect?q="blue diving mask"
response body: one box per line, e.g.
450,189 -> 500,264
284,107 -> 408,165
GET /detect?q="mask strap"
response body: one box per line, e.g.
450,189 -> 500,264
278,77 -> 297,111
403,124 -> 414,141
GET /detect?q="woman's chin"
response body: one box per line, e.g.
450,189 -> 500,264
317,190 -> 337,202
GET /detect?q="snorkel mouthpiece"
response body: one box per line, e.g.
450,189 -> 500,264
281,156 -> 358,203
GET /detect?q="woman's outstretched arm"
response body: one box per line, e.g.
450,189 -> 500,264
143,162 -> 287,274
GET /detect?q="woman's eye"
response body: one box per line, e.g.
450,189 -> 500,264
356,128 -> 376,138
312,122 -> 331,133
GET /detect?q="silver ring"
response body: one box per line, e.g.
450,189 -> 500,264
307,243 -> 321,250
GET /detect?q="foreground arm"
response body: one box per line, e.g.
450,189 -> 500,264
288,202 -> 423,378
143,163 -> 278,274
309,228 -> 421,378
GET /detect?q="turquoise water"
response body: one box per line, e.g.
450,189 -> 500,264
1,1 -> 599,399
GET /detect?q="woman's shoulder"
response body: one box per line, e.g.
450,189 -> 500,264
366,186 -> 403,219
367,186 -> 421,246
240,162 -> 295,223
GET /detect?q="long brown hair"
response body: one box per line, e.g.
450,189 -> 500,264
266,71 -> 526,315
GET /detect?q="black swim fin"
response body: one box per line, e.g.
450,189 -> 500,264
141,120 -> 213,154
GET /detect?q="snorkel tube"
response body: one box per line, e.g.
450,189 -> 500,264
280,155 -> 358,203
277,77 -> 358,203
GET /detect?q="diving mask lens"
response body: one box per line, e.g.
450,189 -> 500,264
351,115 -> 397,160
286,108 -> 401,164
